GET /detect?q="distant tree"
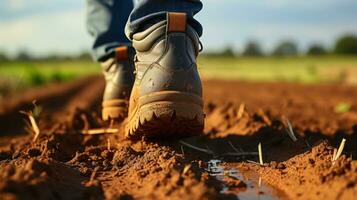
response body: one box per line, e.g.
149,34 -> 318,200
16,50 -> 32,61
0,50 -> 9,62
200,45 -> 236,58
241,41 -> 263,57
334,35 -> 357,55
307,44 -> 327,55
272,41 -> 299,56
77,51 -> 92,60
220,46 -> 235,57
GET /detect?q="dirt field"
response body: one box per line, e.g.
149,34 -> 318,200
1,75 -> 357,200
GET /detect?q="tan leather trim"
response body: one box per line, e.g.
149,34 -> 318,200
115,46 -> 128,61
167,12 -> 187,32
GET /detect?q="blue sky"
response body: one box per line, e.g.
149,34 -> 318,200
1,0 -> 357,56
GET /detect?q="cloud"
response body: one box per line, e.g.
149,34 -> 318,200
0,8 -> 91,56
7,0 -> 26,11
5,0 -> 53,11
197,0 -> 357,51
1,0 -> 357,55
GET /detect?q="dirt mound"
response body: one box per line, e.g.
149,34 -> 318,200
1,76 -> 357,199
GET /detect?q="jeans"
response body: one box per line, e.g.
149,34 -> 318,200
86,0 -> 203,62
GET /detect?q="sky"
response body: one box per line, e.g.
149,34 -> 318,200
1,0 -> 357,57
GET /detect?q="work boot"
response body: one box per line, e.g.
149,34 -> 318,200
125,12 -> 204,138
102,46 -> 135,121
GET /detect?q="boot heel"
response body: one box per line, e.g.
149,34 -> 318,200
102,99 -> 128,121
125,91 -> 204,138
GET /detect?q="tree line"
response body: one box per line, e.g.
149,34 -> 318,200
205,34 -> 357,57
1,34 -> 357,62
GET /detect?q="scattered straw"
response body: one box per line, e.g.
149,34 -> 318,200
332,138 -> 346,165
237,103 -> 245,119
180,145 -> 185,157
182,164 -> 191,175
305,139 -> 312,150
228,141 -> 240,152
81,128 -> 118,135
247,160 -> 261,165
284,118 -> 297,142
107,138 -> 111,151
20,110 -> 40,142
179,140 -> 258,157
179,141 -> 214,155
109,119 -> 115,128
258,143 -> 264,165
220,152 -> 259,156
258,176 -> 262,188
89,166 -> 99,183
332,148 -> 337,162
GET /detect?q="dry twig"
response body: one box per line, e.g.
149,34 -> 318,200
258,176 -> 262,188
332,138 -> 346,165
237,103 -> 245,119
20,110 -> 40,142
182,164 -> 191,175
283,118 -> 297,142
332,148 -> 337,162
81,128 -> 118,135
107,138 -> 111,151
180,145 -> 185,157
220,152 -> 259,156
247,160 -> 261,165
258,143 -> 264,165
179,141 -> 214,154
89,166 -> 99,183
179,141 -> 258,157
228,141 -> 240,152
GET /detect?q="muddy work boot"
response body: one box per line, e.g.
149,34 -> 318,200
126,12 -> 204,138
102,46 -> 135,121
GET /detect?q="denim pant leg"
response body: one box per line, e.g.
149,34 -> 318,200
86,0 -> 134,62
125,0 -> 203,40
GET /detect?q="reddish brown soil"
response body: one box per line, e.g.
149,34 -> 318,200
1,75 -> 357,200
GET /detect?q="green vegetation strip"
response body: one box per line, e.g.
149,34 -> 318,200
1,56 -> 357,96
198,56 -> 357,83
0,60 -> 100,96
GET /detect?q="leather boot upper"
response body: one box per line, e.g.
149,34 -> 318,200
101,46 -> 135,101
129,12 -> 203,112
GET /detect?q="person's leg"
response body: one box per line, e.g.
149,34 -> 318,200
86,0 -> 134,62
86,0 -> 136,121
125,0 -> 203,39
124,1 -> 204,138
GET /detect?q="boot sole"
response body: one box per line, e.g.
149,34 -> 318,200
102,99 -> 128,121
125,91 -> 204,139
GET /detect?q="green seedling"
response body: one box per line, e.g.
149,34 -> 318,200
32,100 -> 42,120
334,102 -> 351,113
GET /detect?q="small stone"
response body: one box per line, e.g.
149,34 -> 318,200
28,148 -> 41,157
270,161 -> 278,168
198,160 -> 207,168
12,151 -> 20,159
224,175 -> 247,189
0,151 -> 10,160
277,163 -> 286,170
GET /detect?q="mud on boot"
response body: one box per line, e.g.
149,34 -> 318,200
125,12 -> 205,138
